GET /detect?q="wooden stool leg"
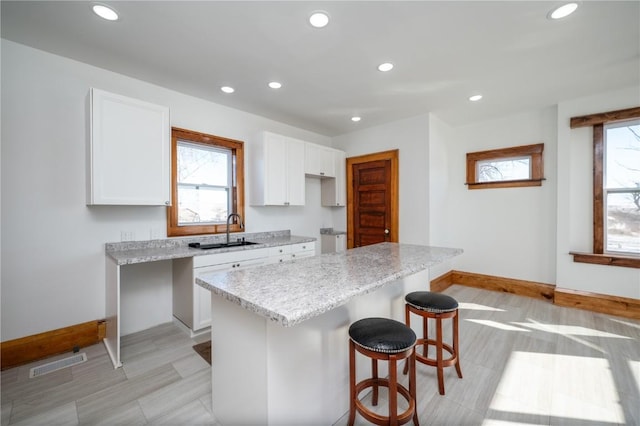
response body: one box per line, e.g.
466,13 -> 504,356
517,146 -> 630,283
348,340 -> 356,426
410,349 -> 419,426
453,311 -> 463,379
436,316 -> 445,395
372,358 -> 379,406
403,305 -> 410,375
422,315 -> 429,358
389,354 -> 398,425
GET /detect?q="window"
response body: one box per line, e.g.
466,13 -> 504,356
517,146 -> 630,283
167,127 -> 244,237
604,120 -> 640,254
466,144 -> 544,189
569,106 -> 640,268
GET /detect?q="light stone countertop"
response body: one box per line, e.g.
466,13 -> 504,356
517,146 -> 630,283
105,230 -> 315,265
196,242 -> 462,327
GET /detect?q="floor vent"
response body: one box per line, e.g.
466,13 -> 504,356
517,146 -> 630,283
29,353 -> 87,378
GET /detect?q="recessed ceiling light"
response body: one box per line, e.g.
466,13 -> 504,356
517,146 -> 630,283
548,2 -> 578,19
92,4 -> 119,21
309,11 -> 329,28
351,116 -> 361,122
377,63 -> 394,72
268,82 -> 282,89
220,86 -> 235,94
469,94 -> 483,102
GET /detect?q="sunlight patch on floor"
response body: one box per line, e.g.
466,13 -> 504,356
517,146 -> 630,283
630,360 -> 640,396
458,302 -> 505,312
609,317 -> 640,330
513,320 -> 633,339
466,319 -> 530,332
488,351 -> 625,424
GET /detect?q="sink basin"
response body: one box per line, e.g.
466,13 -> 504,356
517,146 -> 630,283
188,241 -> 259,250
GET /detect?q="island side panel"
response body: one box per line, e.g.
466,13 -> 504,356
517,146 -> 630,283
210,293 -> 269,424
209,268 -> 429,424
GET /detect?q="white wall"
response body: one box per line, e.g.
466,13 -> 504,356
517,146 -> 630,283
1,40 -> 334,340
331,114 -> 430,245
556,86 -> 640,299
436,108 -> 558,284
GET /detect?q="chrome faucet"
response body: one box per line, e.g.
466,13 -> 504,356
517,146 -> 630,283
226,213 -> 243,245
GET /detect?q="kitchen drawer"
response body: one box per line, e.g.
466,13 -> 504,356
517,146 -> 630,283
289,242 -> 314,253
193,247 -> 269,268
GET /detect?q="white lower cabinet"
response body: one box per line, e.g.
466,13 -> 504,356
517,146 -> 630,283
321,234 -> 347,254
173,243 -> 316,334
267,242 -> 315,264
173,248 -> 269,333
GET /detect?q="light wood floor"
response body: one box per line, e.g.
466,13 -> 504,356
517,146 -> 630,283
2,285 -> 639,425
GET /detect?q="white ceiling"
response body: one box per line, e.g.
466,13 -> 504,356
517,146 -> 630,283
2,1 -> 639,136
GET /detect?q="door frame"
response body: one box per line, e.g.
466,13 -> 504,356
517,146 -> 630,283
346,149 -> 399,249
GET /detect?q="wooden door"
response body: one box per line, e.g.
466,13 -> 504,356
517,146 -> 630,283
347,150 -> 398,248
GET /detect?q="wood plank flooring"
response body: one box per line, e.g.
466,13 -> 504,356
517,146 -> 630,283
2,285 -> 639,425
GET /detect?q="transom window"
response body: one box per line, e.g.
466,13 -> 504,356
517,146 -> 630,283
168,127 -> 244,237
466,143 -> 544,189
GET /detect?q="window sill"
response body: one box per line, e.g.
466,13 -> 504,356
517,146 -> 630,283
570,252 -> 640,269
465,178 -> 544,190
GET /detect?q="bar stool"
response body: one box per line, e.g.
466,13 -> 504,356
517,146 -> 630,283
348,317 -> 419,426
404,291 -> 462,395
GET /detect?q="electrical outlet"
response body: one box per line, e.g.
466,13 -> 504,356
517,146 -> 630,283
121,230 -> 135,242
150,228 -> 164,240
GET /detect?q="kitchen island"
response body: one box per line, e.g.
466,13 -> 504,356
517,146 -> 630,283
196,242 -> 462,425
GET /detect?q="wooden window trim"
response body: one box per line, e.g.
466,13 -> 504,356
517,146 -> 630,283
569,106 -> 640,268
167,127 -> 245,237
465,143 -> 544,190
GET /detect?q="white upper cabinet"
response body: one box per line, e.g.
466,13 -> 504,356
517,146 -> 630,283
87,88 -> 170,205
251,131 -> 305,206
304,143 -> 336,178
321,150 -> 346,207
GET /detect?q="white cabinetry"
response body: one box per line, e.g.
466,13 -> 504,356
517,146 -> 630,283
267,242 -> 316,263
251,132 -> 305,206
173,248 -> 269,334
173,242 -> 316,334
321,150 -> 346,206
88,88 -> 170,205
305,143 -> 336,177
321,234 -> 347,254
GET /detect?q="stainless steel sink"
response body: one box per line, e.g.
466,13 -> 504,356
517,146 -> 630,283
188,241 -> 259,250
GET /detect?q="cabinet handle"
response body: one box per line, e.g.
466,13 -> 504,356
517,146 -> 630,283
165,201 -> 170,205
279,249 -> 283,253
320,172 -> 325,176
292,254 -> 296,258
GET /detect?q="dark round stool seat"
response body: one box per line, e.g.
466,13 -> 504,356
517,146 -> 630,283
348,317 -> 419,426
405,291 -> 458,313
404,291 -> 462,395
349,317 -> 417,353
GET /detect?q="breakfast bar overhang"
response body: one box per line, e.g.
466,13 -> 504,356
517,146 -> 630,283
196,242 -> 462,425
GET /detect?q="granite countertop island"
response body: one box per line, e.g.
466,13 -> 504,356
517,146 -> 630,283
197,242 -> 462,327
198,241 -> 462,425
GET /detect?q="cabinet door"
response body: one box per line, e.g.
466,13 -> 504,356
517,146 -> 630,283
263,133 -> 288,205
285,138 -> 306,205
305,143 -> 336,177
88,88 -> 170,205
321,150 -> 346,206
193,257 -> 267,330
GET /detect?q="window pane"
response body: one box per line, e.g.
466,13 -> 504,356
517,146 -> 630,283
178,186 -> 229,225
476,156 -> 531,182
605,122 -> 640,190
177,141 -> 229,186
606,192 -> 640,254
